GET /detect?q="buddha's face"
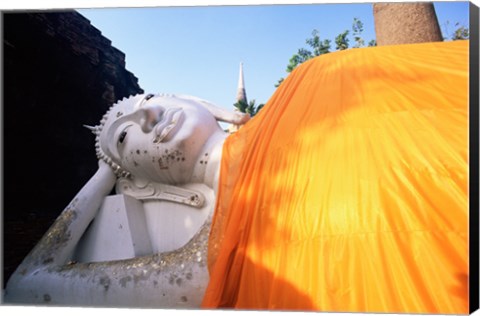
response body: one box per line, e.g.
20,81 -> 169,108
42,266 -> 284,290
98,94 -> 225,184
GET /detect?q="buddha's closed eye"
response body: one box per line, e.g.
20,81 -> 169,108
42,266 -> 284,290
119,130 -> 127,144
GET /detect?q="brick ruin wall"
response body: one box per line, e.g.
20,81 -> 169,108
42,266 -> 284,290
2,10 -> 144,287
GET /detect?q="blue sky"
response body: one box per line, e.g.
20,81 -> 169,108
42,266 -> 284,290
76,1 -> 471,113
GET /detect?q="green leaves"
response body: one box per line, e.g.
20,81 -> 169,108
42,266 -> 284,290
452,26 -> 469,40
307,29 -> 331,56
285,29 -> 333,75
441,20 -> 470,41
275,17 -> 375,88
274,77 -> 284,88
234,99 -> 265,117
286,48 -> 314,73
352,18 -> 365,48
335,30 -> 349,50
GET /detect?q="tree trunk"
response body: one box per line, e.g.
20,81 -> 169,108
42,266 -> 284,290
373,2 -> 443,46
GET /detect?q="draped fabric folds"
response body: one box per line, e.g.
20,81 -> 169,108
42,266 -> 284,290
202,40 -> 469,313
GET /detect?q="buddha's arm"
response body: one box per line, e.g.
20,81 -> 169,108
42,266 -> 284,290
5,161 -> 116,302
5,160 -> 210,307
5,218 -> 210,307
13,160 -> 116,270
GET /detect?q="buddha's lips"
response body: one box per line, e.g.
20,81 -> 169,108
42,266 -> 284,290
154,108 -> 185,143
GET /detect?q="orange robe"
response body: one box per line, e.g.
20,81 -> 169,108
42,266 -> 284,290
202,40 -> 469,314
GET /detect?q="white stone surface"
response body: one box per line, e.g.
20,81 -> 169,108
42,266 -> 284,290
141,183 -> 214,253
74,194 -> 152,262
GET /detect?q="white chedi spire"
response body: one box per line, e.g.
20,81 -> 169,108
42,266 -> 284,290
228,62 -> 248,134
236,62 -> 247,103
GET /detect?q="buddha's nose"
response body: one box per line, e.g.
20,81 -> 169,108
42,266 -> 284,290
140,105 -> 165,133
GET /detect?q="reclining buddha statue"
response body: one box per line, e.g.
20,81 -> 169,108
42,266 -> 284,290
5,40 -> 470,314
4,93 -> 249,308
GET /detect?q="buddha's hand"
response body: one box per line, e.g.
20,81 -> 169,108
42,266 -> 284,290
232,112 -> 250,125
